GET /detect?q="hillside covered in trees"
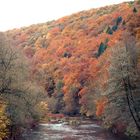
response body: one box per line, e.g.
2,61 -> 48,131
0,0 -> 140,139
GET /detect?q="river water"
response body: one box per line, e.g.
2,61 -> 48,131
21,118 -> 128,140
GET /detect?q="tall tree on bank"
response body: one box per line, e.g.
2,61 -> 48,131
0,32 -> 46,139
104,34 -> 140,134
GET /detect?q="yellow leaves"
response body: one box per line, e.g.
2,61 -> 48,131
0,103 -> 10,139
35,37 -> 44,48
78,40 -> 81,45
41,63 -> 48,70
36,101 -> 49,118
136,28 -> 140,40
86,111 -> 94,117
46,33 -> 51,39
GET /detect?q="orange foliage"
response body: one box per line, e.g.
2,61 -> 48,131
95,97 -> 108,117
78,87 -> 88,96
6,1 -> 140,117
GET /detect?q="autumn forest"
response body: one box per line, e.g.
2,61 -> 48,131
0,0 -> 140,140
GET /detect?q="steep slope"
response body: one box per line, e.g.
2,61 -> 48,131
5,1 -> 140,138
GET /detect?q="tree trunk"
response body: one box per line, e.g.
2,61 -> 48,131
123,78 -> 140,131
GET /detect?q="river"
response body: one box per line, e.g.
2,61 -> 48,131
21,118 -> 129,140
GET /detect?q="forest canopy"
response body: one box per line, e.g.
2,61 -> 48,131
0,0 -> 140,139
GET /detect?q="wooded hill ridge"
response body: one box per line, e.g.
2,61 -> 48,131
2,0 -> 140,139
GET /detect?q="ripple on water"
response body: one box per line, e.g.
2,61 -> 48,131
80,124 -> 101,129
39,123 -> 78,132
22,121 -> 127,140
26,123 -> 98,140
